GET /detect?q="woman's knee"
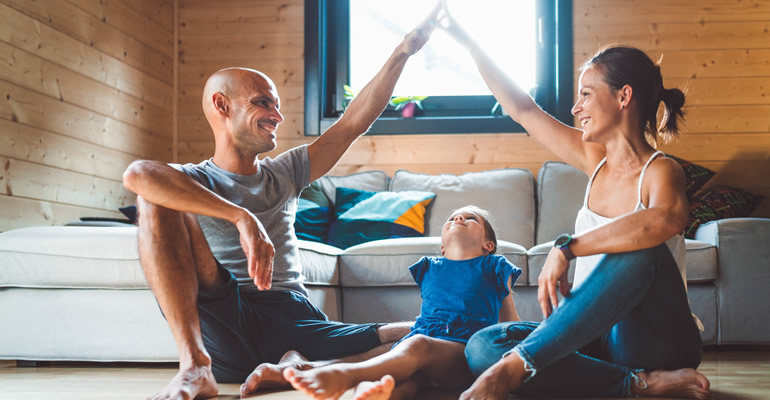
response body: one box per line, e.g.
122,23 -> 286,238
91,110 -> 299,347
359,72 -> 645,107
465,322 -> 536,377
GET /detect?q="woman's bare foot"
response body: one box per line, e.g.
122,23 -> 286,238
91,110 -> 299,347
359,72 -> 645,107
240,350 -> 314,396
284,365 -> 356,400
459,355 -> 526,400
353,375 -> 395,400
149,364 -> 218,400
633,368 -> 711,399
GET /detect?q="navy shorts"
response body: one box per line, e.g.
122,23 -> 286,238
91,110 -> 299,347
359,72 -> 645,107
197,263 -> 382,383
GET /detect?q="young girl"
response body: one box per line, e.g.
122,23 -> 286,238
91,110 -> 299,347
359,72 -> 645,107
283,206 -> 522,400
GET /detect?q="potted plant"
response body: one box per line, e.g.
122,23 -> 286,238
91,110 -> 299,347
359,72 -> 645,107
389,95 -> 428,118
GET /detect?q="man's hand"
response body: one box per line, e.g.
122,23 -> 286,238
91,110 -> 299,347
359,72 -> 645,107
233,209 -> 275,290
399,2 -> 442,56
537,247 -> 571,318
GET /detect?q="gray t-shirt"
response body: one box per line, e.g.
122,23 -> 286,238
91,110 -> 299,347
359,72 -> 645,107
170,145 -> 311,296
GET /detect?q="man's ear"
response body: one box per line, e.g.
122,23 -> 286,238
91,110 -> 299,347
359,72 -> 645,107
212,92 -> 229,116
482,240 -> 495,255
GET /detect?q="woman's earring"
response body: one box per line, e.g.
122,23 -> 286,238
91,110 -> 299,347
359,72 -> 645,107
620,104 -> 625,110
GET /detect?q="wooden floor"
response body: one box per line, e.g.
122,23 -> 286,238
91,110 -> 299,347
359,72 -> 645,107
1,350 -> 768,399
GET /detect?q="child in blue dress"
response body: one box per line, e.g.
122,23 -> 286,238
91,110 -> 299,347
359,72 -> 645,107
284,206 -> 523,400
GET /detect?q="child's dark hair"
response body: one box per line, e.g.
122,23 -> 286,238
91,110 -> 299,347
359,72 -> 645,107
451,206 -> 498,255
581,46 -> 685,145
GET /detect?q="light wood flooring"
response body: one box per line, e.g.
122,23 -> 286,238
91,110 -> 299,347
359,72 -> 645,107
1,349 -> 768,399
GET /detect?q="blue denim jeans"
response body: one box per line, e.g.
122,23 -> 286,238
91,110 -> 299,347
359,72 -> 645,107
465,244 -> 702,397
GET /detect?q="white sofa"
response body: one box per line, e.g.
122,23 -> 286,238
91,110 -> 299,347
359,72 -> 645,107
1,162 -> 769,365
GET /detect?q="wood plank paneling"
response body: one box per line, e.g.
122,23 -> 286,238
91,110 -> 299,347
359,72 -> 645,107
179,33 -> 303,62
0,118 -> 136,180
0,194 -> 124,232
0,41 -> 172,138
69,0 -> 173,55
0,2 -> 173,111
573,0 -> 770,24
2,0 -> 172,83
0,0 -> 173,230
174,0 -> 770,221
118,0 -> 173,32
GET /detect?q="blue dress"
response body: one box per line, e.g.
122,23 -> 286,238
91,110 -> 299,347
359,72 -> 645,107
399,254 -> 522,345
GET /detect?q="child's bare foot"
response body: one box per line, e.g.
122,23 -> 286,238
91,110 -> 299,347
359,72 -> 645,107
149,363 -> 218,400
633,368 -> 711,399
241,350 -> 313,395
353,375 -> 395,400
284,366 -> 356,400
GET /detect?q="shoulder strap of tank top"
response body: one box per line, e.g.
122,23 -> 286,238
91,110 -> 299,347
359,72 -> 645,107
637,151 -> 665,206
583,157 -> 607,207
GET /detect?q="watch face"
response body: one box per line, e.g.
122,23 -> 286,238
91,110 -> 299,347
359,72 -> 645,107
555,234 -> 571,247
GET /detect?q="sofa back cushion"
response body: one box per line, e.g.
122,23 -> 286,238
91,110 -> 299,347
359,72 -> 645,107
316,170 -> 390,204
536,162 -> 588,245
389,169 -> 536,248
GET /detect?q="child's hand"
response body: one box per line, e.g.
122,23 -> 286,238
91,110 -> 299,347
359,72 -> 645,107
537,247 -> 571,318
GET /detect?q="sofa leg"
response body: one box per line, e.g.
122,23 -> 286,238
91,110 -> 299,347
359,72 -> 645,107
16,360 -> 50,367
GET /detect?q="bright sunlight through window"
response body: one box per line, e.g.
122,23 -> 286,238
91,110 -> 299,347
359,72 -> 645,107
350,0 -> 537,97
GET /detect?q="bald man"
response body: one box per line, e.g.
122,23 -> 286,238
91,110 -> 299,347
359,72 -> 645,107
122,7 -> 440,400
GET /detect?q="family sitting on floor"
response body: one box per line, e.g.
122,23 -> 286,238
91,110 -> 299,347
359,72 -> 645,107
122,2 -> 710,399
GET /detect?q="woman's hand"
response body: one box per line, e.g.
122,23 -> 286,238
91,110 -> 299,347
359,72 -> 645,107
438,0 -> 475,48
538,247 -> 572,318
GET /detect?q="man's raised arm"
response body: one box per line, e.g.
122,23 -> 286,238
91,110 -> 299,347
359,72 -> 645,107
307,4 -> 441,182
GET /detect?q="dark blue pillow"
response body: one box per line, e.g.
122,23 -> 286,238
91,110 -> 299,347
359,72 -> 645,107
327,187 -> 436,249
294,181 -> 334,243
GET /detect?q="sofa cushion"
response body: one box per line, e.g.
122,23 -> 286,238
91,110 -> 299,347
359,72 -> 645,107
0,226 -> 147,289
297,240 -> 342,285
317,170 -> 390,204
664,154 -> 716,199
535,162 -> 588,246
525,239 -> 718,287
684,186 -> 764,239
328,187 -> 436,249
389,169 -> 536,248
339,237 -> 528,287
295,181 -> 334,243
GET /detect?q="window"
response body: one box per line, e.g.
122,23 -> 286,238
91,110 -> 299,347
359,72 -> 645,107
305,0 -> 573,136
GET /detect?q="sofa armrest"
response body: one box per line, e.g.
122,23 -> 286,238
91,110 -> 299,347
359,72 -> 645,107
695,218 -> 770,344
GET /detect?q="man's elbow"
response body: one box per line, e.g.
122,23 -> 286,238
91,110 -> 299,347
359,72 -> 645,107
122,160 -> 151,192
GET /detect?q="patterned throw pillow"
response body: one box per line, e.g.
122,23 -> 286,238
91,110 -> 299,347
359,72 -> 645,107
294,181 -> 334,243
684,186 -> 764,238
664,154 -> 716,199
328,187 -> 436,249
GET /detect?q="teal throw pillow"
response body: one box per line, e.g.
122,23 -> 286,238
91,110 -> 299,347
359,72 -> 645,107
294,181 -> 334,243
328,187 -> 436,249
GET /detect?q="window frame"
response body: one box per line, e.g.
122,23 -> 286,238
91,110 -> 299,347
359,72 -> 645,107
304,0 -> 573,136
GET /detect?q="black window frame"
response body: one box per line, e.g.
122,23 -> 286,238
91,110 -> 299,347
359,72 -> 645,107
304,0 -> 573,136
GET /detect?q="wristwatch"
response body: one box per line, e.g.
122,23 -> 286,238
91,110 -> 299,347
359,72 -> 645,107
554,233 -> 576,261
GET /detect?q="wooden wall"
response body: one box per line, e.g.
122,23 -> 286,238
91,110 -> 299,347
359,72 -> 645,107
3,0 -> 767,232
177,0 -> 770,217
0,0 -> 175,231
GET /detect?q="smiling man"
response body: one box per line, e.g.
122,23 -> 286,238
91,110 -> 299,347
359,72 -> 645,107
121,6 -> 440,399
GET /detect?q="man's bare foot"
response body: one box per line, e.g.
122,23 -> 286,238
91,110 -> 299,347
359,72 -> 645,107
633,368 -> 711,399
149,364 -> 218,400
353,375 -> 395,400
459,355 -> 525,400
241,350 -> 314,396
284,365 -> 356,400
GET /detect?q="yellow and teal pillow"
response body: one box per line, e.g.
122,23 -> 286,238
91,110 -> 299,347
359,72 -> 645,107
295,181 -> 334,243
328,187 -> 436,249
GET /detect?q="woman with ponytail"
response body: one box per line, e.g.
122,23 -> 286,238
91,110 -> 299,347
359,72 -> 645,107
440,2 -> 709,399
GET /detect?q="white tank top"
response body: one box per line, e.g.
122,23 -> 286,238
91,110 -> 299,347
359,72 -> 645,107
573,151 -> 687,290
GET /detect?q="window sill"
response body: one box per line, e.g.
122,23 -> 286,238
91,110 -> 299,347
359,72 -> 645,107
317,115 -> 526,136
